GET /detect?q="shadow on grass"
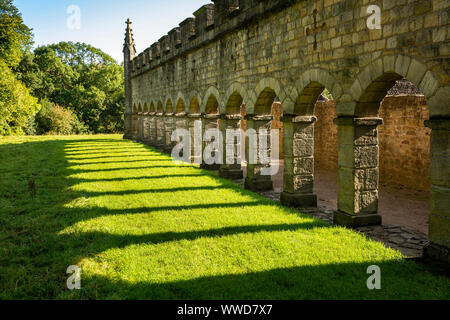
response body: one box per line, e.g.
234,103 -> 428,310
58,222 -> 324,259
1,137 -> 448,300
67,159 -> 175,166
68,260 -> 450,300
67,165 -> 186,173
67,174 -> 208,183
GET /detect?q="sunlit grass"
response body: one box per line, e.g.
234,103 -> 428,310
0,135 -> 449,299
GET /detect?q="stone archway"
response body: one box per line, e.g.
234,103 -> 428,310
335,56 -> 449,262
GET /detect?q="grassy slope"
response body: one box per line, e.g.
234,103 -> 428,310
0,135 -> 448,300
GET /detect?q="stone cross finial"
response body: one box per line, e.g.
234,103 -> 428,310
125,19 -> 133,43
124,18 -> 136,57
306,9 -> 326,50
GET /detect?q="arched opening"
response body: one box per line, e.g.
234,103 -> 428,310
201,94 -> 221,170
188,96 -> 201,164
157,101 -> 163,113
164,99 -> 174,152
356,75 -> 431,239
156,101 -> 165,149
205,94 -> 219,115
244,87 -> 278,192
219,91 -> 245,179
175,98 -> 185,114
279,82 -> 337,209
189,96 -> 201,114
174,97 -> 188,160
147,102 -> 157,145
312,89 -> 338,212
226,91 -> 243,115
166,99 -> 174,114
137,103 -> 143,141
132,104 -> 138,140
143,103 -> 149,143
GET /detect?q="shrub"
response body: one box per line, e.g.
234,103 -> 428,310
35,100 -> 88,135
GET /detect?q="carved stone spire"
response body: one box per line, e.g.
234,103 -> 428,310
124,18 -> 136,59
123,18 -> 136,140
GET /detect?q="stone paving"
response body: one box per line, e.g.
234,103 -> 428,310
234,181 -> 428,259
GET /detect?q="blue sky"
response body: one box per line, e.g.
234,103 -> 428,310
15,0 -> 209,63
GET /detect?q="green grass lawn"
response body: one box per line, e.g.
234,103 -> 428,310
0,134 -> 449,300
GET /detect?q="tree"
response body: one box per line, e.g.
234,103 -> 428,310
0,0 -> 33,68
16,42 -> 125,133
0,59 -> 39,135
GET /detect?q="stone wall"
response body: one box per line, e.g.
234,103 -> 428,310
314,100 -> 339,172
313,96 -> 431,191
378,96 -> 430,191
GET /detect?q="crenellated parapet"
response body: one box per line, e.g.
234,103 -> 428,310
129,0 -> 298,77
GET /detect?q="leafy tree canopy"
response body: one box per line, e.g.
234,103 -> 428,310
0,59 -> 39,135
16,42 -> 124,133
0,0 -> 33,67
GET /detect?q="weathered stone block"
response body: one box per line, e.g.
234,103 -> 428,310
430,186 -> 450,218
354,146 -> 379,168
429,214 -> 450,248
293,156 -> 314,175
281,192 -> 317,208
333,211 -> 382,227
293,138 -> 314,157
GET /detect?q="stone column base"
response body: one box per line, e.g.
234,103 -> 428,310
219,167 -> 243,180
123,134 -> 133,140
280,192 -> 317,209
423,242 -> 450,265
244,177 -> 273,192
163,145 -> 173,154
200,163 -> 221,171
333,211 -> 382,228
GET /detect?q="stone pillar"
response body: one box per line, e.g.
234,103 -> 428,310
156,113 -> 165,150
244,115 -> 274,191
423,118 -> 450,264
164,113 -> 175,153
280,115 -> 317,208
201,114 -> 221,170
137,113 -> 143,142
132,113 -> 138,141
333,117 -> 383,227
175,112 -> 189,160
142,112 -> 149,143
148,112 -> 157,146
143,112 -> 151,145
187,113 -> 202,164
124,112 -> 133,140
219,115 -> 244,179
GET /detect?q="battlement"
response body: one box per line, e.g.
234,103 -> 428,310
130,0 -> 297,76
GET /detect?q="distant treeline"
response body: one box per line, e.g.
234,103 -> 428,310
0,0 -> 124,135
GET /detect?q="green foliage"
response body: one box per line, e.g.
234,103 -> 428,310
0,0 -> 33,68
34,99 -> 87,135
322,89 -> 334,100
0,4 -> 124,136
16,42 -> 124,133
0,59 -> 39,135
